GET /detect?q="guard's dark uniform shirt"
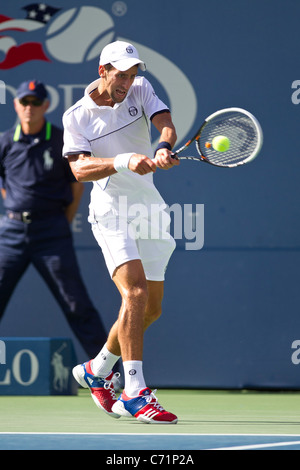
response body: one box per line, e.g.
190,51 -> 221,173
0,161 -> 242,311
0,121 -> 75,213
0,122 -> 107,358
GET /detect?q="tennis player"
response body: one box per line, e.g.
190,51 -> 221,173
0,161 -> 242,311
63,41 -> 179,424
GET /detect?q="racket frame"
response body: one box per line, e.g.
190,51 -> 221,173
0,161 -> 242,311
172,107 -> 263,168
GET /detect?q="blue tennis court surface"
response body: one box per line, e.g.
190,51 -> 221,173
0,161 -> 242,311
1,433 -> 300,450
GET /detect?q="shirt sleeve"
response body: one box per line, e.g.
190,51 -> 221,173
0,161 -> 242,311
138,77 -> 170,121
62,107 -> 92,157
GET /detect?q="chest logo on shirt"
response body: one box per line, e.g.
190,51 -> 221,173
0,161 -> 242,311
128,106 -> 138,117
43,148 -> 54,170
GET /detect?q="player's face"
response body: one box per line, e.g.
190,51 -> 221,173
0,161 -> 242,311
99,65 -> 138,104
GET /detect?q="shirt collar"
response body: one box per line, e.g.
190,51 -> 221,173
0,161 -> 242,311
13,121 -> 51,143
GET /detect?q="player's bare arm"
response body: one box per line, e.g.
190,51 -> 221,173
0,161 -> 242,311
67,153 -> 156,182
152,111 -> 179,169
67,154 -> 116,182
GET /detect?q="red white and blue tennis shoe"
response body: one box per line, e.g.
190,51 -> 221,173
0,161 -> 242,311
72,360 -> 120,418
112,387 -> 178,424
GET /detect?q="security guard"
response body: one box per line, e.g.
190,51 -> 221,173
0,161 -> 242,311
0,79 -> 108,358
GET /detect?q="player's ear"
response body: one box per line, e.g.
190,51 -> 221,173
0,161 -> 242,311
98,65 -> 105,77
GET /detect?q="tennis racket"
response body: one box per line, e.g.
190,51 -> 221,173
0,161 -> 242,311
172,107 -> 263,168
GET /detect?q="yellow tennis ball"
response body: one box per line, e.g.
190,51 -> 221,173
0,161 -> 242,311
212,135 -> 230,152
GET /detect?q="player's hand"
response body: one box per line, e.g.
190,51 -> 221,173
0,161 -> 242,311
153,149 -> 180,170
128,154 -> 157,175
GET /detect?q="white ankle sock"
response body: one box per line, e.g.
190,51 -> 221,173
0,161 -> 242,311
123,360 -> 146,397
91,344 -> 120,378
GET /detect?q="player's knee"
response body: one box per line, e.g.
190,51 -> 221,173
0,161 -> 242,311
127,283 -> 149,309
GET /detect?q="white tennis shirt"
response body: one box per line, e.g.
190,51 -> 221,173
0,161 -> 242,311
63,76 -> 170,218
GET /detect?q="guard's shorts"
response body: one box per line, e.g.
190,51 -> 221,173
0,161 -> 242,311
90,210 -> 176,281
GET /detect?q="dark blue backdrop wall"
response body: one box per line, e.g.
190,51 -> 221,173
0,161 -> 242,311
1,0 -> 300,388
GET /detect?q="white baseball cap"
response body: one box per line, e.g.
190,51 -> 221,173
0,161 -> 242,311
99,41 -> 146,71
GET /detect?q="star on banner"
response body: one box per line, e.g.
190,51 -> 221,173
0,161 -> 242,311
22,4 -> 61,24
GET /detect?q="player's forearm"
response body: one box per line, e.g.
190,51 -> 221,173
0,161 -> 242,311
67,154 -> 117,182
67,153 -> 157,180
152,112 -> 177,149
159,126 -> 177,149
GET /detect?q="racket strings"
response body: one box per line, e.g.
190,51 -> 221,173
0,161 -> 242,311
198,112 -> 259,167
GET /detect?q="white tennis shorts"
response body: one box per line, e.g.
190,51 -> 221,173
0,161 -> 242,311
90,210 -> 176,281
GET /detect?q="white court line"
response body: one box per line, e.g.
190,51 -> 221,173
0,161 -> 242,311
1,432 -> 300,436
2,433 -> 300,450
211,440 -> 300,450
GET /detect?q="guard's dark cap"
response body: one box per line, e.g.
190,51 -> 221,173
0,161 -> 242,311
16,80 -> 48,100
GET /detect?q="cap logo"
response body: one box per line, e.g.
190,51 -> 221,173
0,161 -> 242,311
29,81 -> 36,90
126,46 -> 133,54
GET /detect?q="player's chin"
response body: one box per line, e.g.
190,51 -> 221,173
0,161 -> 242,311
112,91 -> 127,102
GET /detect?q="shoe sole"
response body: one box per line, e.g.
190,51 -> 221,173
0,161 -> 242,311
91,393 -> 121,419
72,365 -> 88,388
112,400 -> 178,424
72,365 -> 121,419
112,400 -> 133,418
